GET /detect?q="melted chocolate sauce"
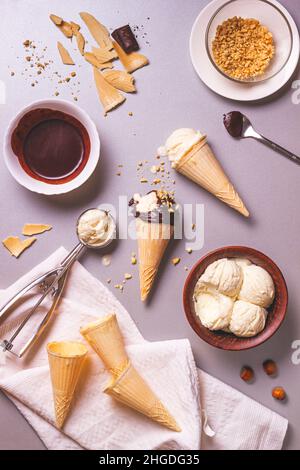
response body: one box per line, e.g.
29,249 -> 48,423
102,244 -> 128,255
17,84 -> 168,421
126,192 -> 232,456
223,111 -> 244,138
11,108 -> 90,184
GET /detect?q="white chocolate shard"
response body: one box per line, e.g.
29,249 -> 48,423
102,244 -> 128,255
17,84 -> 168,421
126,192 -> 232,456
2,236 -> 36,258
93,67 -> 125,113
22,224 -> 52,236
57,42 -> 75,65
84,52 -> 112,69
80,12 -> 113,49
103,70 -> 136,93
113,41 -> 149,73
70,21 -> 81,33
75,32 -> 85,55
92,46 -> 118,63
50,14 -> 63,26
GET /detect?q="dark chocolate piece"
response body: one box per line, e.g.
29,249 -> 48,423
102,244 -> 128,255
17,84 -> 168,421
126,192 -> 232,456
223,111 -> 244,138
112,25 -> 139,54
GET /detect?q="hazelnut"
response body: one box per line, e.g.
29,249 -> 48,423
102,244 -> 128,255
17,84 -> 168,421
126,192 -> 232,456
272,387 -> 286,401
263,359 -> 277,376
240,366 -> 254,383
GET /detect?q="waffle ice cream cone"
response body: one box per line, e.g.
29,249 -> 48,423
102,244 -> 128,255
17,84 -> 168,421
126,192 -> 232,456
136,218 -> 174,301
104,363 -> 181,432
175,137 -> 249,217
80,314 -> 129,376
47,341 -> 88,429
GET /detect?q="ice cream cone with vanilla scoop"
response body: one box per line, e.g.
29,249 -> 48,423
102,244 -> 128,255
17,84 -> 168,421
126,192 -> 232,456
158,128 -> 249,217
129,190 -> 176,301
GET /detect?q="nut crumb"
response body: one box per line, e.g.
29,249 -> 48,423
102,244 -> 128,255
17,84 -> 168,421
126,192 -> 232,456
172,257 -> 181,266
240,366 -> 254,383
272,387 -> 286,401
124,273 -> 132,280
186,248 -> 193,254
263,359 -> 277,376
140,177 -> 148,183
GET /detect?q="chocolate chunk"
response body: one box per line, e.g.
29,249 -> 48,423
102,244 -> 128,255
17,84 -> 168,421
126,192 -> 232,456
112,25 -> 139,54
223,111 -> 244,138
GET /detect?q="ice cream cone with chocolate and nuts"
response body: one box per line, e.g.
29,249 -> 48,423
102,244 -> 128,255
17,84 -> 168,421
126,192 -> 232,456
129,190 -> 176,301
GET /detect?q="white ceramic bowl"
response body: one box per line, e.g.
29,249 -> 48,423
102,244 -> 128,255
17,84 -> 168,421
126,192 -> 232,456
3,99 -> 100,195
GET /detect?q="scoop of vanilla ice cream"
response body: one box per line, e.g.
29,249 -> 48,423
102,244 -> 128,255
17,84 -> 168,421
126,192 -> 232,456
234,258 -> 251,268
194,290 -> 234,331
229,300 -> 267,337
197,258 -> 243,298
158,128 -> 203,164
77,209 -> 114,247
133,191 -> 159,213
238,265 -> 275,308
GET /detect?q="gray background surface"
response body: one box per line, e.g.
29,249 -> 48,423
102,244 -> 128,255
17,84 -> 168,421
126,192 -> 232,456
0,0 -> 299,450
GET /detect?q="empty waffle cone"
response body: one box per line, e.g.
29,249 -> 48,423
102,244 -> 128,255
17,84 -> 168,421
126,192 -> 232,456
175,137 -> 249,217
136,218 -> 174,301
80,314 -> 129,376
104,363 -> 181,432
47,341 -> 88,429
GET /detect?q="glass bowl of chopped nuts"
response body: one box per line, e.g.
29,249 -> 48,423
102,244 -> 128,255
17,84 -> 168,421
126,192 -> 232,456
206,0 -> 293,83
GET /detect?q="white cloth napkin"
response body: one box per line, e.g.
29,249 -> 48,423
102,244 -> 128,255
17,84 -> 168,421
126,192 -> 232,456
0,248 -> 288,450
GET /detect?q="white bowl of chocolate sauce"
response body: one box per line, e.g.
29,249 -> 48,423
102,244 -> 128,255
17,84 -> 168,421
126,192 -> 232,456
3,99 -> 100,195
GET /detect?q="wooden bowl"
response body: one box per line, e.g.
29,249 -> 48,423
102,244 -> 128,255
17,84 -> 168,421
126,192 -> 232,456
183,246 -> 288,351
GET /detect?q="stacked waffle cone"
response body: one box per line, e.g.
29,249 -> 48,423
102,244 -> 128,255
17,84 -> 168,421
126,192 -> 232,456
104,362 -> 181,432
80,314 -> 129,376
81,314 -> 180,432
174,137 -> 249,217
136,217 -> 174,301
47,341 -> 87,429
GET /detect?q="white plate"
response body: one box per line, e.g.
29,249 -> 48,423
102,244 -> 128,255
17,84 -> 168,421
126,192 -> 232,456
3,99 -> 100,195
190,0 -> 300,101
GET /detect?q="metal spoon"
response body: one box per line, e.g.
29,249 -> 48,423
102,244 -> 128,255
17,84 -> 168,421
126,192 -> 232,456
223,111 -> 300,166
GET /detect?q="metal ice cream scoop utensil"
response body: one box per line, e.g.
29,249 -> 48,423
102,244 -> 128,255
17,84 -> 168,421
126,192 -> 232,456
223,111 -> 300,166
0,208 -> 116,358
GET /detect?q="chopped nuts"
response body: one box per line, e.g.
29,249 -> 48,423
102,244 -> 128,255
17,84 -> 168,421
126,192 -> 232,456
124,273 -> 132,280
102,255 -> 111,267
114,284 -> 123,292
272,387 -> 286,401
240,366 -> 254,383
263,359 -> 277,376
140,177 -> 148,183
131,255 -> 137,265
172,257 -> 181,266
212,17 -> 275,80
186,248 -> 193,254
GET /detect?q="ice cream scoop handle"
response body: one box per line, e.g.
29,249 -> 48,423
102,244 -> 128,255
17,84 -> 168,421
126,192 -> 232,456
256,134 -> 300,165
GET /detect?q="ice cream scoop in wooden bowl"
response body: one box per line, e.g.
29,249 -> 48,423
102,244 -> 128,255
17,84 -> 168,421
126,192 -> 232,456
183,246 -> 288,351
